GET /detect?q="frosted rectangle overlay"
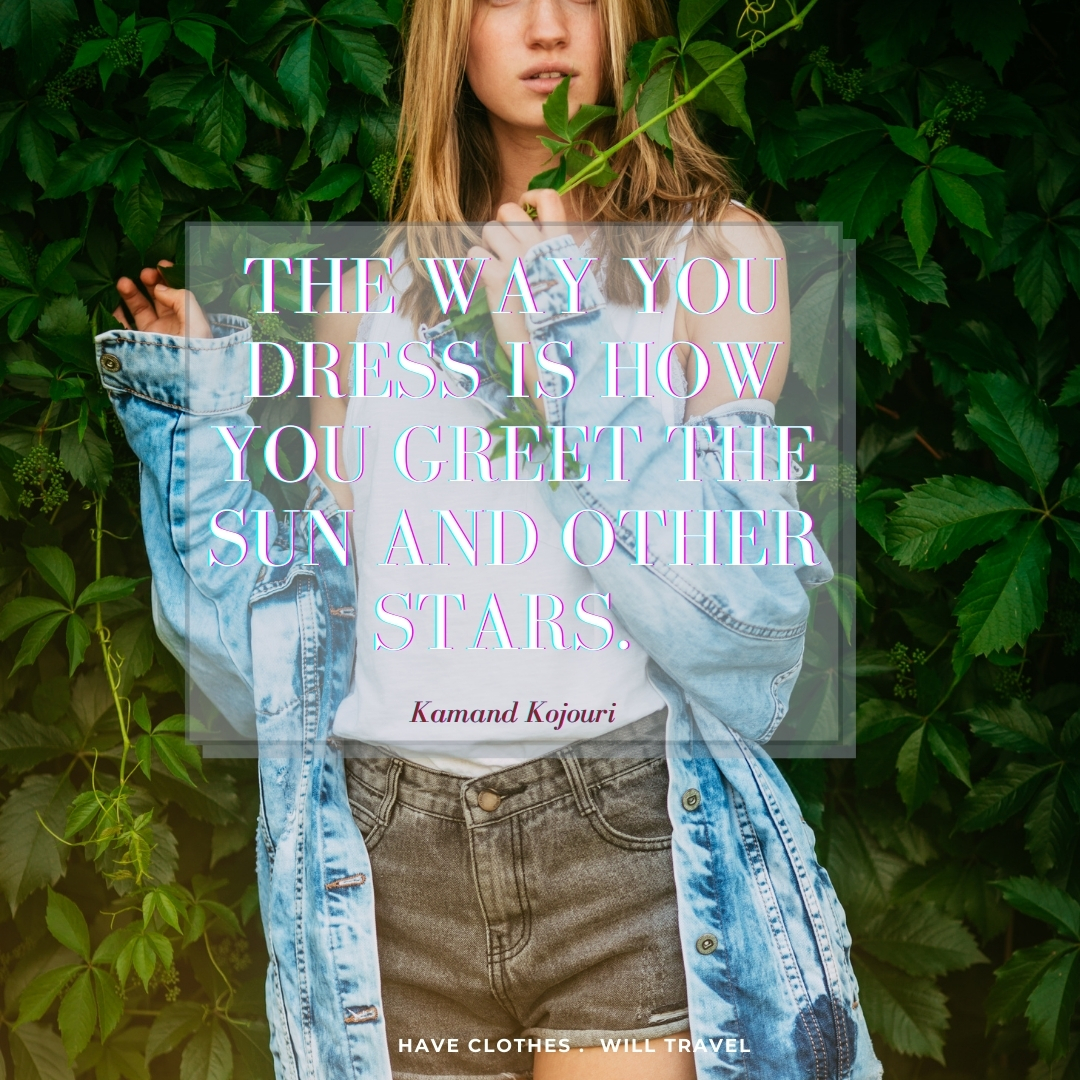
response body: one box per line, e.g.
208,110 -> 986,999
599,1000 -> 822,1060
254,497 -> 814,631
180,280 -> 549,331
179,221 -> 854,761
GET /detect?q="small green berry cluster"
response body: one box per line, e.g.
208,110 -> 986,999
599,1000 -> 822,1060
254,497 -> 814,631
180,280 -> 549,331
247,308 -> 293,343
807,46 -> 865,103
43,28 -> 106,108
104,30 -> 142,71
820,462 -> 857,498
367,153 -> 412,215
13,445 -> 67,512
943,83 -> 985,123
889,642 -> 926,701
993,665 -> 1031,703
148,963 -> 182,1003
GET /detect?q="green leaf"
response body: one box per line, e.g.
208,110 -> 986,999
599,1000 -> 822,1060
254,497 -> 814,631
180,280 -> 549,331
91,968 -> 123,1041
278,25 -> 330,134
886,475 -> 1031,568
860,238 -> 947,304
57,971 -> 96,1062
966,372 -> 1059,493
15,964 -> 83,1025
1025,771 -> 1075,875
0,773 -> 74,912
685,42 -> 751,138
0,0 -> 78,82
931,168 -> 988,234
791,106 -> 886,178
855,265 -> 908,365
951,0 -> 1027,78
59,426 -> 113,495
46,888 -> 90,960
320,0 -> 393,28
139,20 -> 172,73
963,699 -> 1054,754
180,1018 -> 233,1080
886,126 -> 929,164
76,576 -> 143,607
932,146 -> 1003,178
1055,365 -> 1080,409
853,954 -> 949,1063
322,26 -> 390,100
636,63 -> 675,149
35,239 -> 81,294
173,18 -> 215,67
1026,949 -> 1080,1061
0,597 -> 69,640
147,1002 -> 205,1061
0,712 -> 73,771
957,763 -> 1054,832
897,724 -> 937,814
194,74 -> 247,165
313,98 -> 360,166
997,877 -> 1080,940
817,145 -> 915,243
986,941 -> 1066,1027
1055,519 -> 1080,582
236,155 -> 286,190
860,902 -> 986,975
677,0 -> 727,44
151,140 -> 236,189
17,115 -> 56,189
927,722 -> 971,788
856,699 -> 919,742
43,138 -> 132,199
25,547 -> 75,605
955,521 -> 1050,656
114,170 -> 163,255
302,162 -> 363,202
10,611 -> 67,673
64,615 -> 88,676
0,229 -> 32,285
1014,228 -> 1067,335
9,1023 -> 75,1080
230,62 -> 295,128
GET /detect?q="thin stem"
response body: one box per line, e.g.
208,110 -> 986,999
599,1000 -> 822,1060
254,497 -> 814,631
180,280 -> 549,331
93,495 -> 131,777
556,0 -> 820,196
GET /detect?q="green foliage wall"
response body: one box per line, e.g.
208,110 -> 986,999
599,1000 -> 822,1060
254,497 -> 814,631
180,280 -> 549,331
0,0 -> 1077,1077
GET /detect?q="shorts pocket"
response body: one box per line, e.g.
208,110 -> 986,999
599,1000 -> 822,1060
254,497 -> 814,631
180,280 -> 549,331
585,759 -> 673,852
344,762 -> 397,853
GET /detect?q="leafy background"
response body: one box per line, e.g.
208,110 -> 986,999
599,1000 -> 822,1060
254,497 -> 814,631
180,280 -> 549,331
0,0 -> 1078,1076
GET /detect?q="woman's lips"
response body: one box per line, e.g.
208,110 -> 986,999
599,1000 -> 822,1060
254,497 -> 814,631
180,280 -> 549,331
521,72 -> 576,94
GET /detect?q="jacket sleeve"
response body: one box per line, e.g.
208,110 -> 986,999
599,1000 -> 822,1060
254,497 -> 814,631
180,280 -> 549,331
522,234 -> 833,744
96,315 -> 271,740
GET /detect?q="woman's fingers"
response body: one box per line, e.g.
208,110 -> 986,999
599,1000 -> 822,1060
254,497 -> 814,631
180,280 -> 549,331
519,188 -> 568,229
116,276 -> 159,331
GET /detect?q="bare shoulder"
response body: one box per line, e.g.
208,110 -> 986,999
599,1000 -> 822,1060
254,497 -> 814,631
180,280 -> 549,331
713,202 -> 786,261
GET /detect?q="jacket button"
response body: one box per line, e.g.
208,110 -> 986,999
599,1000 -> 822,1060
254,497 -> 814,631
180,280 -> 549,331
681,788 -> 701,811
696,933 -> 718,955
477,790 -> 502,812
101,353 -> 122,372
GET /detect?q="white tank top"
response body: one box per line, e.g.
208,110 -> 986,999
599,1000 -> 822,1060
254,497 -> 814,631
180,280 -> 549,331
330,262 -> 683,775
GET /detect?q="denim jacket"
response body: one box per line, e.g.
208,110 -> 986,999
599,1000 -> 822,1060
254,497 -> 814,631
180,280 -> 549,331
95,234 -> 882,1080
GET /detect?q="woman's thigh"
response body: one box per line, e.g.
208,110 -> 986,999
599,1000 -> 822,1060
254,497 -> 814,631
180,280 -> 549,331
533,1033 -> 696,1080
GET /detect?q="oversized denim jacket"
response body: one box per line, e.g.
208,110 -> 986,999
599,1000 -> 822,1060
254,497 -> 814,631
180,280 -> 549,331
95,233 -> 882,1080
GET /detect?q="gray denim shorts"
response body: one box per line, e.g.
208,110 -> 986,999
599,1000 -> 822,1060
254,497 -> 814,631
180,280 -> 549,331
344,707 -> 689,1080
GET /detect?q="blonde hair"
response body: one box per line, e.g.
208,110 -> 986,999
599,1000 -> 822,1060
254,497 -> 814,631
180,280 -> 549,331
384,0 -> 744,318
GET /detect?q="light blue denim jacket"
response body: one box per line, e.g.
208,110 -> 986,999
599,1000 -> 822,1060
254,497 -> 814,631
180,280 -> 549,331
95,233 -> 882,1080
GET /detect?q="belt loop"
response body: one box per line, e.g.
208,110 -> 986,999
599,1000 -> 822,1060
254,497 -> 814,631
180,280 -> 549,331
378,760 -> 403,826
558,751 -> 596,816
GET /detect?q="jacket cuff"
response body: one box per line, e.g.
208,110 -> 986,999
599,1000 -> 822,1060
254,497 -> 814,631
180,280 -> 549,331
523,233 -> 605,335
96,314 -> 253,415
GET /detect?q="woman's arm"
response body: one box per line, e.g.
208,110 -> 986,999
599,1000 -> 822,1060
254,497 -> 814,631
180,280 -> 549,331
104,268 -> 273,738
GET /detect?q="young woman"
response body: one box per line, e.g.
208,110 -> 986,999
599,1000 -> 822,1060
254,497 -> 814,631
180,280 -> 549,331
107,0 -> 881,1078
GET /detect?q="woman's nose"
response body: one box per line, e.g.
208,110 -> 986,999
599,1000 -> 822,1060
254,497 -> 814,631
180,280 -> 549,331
523,0 -> 571,49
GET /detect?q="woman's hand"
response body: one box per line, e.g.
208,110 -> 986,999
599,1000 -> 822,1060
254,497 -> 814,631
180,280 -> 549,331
113,262 -> 212,339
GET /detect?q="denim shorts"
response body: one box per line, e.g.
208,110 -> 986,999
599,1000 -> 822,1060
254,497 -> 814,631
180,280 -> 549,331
343,707 -> 689,1080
